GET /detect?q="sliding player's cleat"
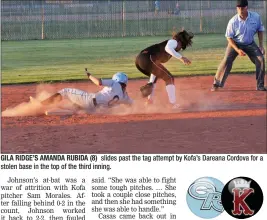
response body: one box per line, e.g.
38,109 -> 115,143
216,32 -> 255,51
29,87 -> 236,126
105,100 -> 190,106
172,103 -> 181,110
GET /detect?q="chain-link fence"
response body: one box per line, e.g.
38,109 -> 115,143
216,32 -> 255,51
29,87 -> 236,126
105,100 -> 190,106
1,0 -> 266,40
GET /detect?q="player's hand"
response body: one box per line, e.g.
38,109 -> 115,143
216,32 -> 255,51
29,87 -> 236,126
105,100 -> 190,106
259,46 -> 265,55
85,68 -> 91,77
180,57 -> 191,65
237,49 -> 246,56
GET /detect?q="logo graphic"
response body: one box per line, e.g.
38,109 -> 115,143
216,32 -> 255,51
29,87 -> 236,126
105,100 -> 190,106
186,177 -> 224,219
221,176 -> 264,219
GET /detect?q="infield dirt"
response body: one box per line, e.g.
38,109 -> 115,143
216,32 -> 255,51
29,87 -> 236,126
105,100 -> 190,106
1,75 -> 266,154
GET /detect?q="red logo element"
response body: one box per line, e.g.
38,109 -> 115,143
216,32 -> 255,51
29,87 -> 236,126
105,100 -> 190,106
232,188 -> 255,216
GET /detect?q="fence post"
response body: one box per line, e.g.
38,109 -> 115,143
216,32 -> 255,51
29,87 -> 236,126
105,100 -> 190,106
122,0 -> 126,37
200,0 -> 203,33
137,0 -> 140,36
41,3 -> 45,39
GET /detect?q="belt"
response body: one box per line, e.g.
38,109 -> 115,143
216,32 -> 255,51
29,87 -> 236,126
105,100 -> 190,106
93,98 -> 97,107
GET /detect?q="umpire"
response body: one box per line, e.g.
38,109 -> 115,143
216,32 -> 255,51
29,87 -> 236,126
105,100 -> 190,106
211,0 -> 266,91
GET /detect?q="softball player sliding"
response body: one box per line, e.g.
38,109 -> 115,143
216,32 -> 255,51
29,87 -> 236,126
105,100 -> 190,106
40,69 -> 133,113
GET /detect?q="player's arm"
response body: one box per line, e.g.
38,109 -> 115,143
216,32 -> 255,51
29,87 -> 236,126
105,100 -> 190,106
118,91 -> 134,106
85,68 -> 103,86
125,97 -> 134,106
257,15 -> 265,55
258,31 -> 265,55
121,92 -> 134,106
225,19 -> 246,56
165,39 -> 191,65
226,38 -> 246,56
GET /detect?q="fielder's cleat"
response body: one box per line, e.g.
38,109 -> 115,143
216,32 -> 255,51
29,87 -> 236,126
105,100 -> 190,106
171,103 -> 181,110
256,87 -> 267,91
211,84 -> 220,92
145,99 -> 154,105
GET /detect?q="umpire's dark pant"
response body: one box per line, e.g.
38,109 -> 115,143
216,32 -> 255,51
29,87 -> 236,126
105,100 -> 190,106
214,41 -> 265,88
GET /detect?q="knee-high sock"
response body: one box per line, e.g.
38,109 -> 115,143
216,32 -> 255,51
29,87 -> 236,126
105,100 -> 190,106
149,74 -> 156,83
148,74 -> 156,100
166,84 -> 176,104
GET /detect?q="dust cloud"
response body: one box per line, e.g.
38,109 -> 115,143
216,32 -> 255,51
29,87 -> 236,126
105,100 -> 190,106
1,84 -> 56,117
2,82 -> 222,117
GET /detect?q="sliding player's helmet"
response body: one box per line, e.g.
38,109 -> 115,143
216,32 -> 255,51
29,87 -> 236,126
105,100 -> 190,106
112,72 -> 128,85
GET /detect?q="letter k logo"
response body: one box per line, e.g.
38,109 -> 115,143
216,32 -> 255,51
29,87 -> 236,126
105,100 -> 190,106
232,188 -> 254,215
221,177 -> 264,219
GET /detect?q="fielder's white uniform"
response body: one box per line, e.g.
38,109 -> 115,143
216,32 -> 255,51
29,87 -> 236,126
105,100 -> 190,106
58,79 -> 133,110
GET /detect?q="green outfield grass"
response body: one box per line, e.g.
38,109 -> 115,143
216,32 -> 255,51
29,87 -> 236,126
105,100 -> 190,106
1,34 -> 266,84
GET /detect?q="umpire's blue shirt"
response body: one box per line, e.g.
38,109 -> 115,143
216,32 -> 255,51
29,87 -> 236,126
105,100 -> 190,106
225,11 -> 265,45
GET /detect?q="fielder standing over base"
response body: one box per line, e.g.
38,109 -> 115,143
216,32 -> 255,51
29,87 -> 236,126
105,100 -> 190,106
40,69 -> 133,112
135,29 -> 194,109
211,0 -> 266,91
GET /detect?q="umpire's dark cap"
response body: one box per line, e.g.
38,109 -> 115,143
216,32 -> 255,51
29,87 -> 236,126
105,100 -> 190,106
236,0 -> 248,7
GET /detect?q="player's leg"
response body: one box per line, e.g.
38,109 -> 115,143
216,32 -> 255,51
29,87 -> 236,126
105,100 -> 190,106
212,44 -> 238,91
135,53 -> 152,76
135,53 -> 157,102
41,89 -> 84,111
147,74 -> 158,103
241,42 -> 266,91
41,93 -> 63,105
57,88 -> 97,109
40,88 -> 97,115
150,57 -> 178,108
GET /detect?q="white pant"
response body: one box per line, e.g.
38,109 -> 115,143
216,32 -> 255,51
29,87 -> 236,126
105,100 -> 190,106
58,88 -> 96,110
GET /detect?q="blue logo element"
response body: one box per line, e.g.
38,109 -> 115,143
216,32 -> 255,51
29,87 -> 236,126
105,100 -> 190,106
186,177 -> 225,219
